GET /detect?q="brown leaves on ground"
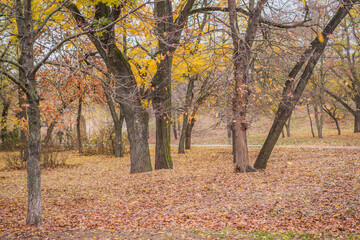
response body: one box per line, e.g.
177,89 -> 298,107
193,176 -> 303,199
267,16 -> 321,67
0,147 -> 359,239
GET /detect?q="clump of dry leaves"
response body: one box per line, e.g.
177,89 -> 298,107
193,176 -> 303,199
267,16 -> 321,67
0,146 -> 359,239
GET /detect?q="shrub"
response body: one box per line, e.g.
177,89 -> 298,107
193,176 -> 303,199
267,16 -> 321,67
5,146 -> 69,170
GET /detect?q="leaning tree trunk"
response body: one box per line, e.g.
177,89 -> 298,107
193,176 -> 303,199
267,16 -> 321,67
254,2 -> 354,169
26,90 -> 42,226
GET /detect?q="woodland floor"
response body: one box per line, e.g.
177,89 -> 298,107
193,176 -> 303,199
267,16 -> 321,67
0,144 -> 359,239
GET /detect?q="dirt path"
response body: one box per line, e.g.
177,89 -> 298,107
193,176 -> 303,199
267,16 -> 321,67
188,144 -> 360,150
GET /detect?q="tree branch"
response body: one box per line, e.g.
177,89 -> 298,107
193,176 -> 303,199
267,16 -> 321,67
324,88 -> 355,115
190,6 -> 312,29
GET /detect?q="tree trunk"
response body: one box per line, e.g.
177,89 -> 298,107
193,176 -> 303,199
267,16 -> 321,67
173,119 -> 178,140
254,2 -> 352,169
152,56 -> 173,169
313,103 -> 323,138
227,118 -> 232,144
285,114 -> 291,137
66,2 -> 152,173
178,76 -> 195,154
76,97 -> 83,154
307,104 -> 315,138
122,105 -> 152,173
114,112 -> 124,158
178,113 -> 188,154
324,107 -> 341,136
228,0 -> 266,172
185,117 -> 195,149
281,128 -> 285,138
1,101 -> 10,147
103,79 -> 124,158
18,91 -> 28,162
351,102 -> 360,133
26,91 -> 42,226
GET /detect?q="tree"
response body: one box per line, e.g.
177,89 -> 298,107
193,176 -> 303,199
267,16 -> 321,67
0,0 -> 108,225
326,17 -> 360,133
228,0 -> 267,172
151,0 -> 196,169
254,0 -> 359,170
66,1 -> 152,173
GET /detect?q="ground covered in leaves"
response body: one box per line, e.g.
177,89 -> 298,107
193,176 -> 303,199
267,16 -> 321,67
0,146 -> 359,239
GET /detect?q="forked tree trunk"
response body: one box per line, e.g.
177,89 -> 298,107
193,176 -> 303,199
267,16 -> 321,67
66,2 -> 152,173
254,2 -> 354,169
228,0 -> 266,172
313,103 -> 323,138
323,106 -> 341,135
325,90 -> 360,133
307,104 -> 315,138
179,77 -> 195,154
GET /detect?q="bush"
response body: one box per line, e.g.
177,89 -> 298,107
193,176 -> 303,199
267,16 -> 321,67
5,153 -> 26,170
82,124 -> 129,156
5,146 -> 69,170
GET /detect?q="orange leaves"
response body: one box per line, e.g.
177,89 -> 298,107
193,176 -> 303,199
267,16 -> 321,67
318,31 -> 325,43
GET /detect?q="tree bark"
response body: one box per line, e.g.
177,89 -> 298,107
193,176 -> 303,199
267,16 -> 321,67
354,95 -> 360,133
254,1 -> 355,169
76,97 -> 83,154
18,90 -> 28,162
1,100 -> 10,147
285,114 -> 291,137
307,104 -> 315,138
172,119 -> 178,140
178,77 -> 195,154
185,119 -> 195,150
152,56 -> 173,169
313,102 -> 323,138
114,111 -> 124,158
26,96 -> 42,226
152,0 -> 196,169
